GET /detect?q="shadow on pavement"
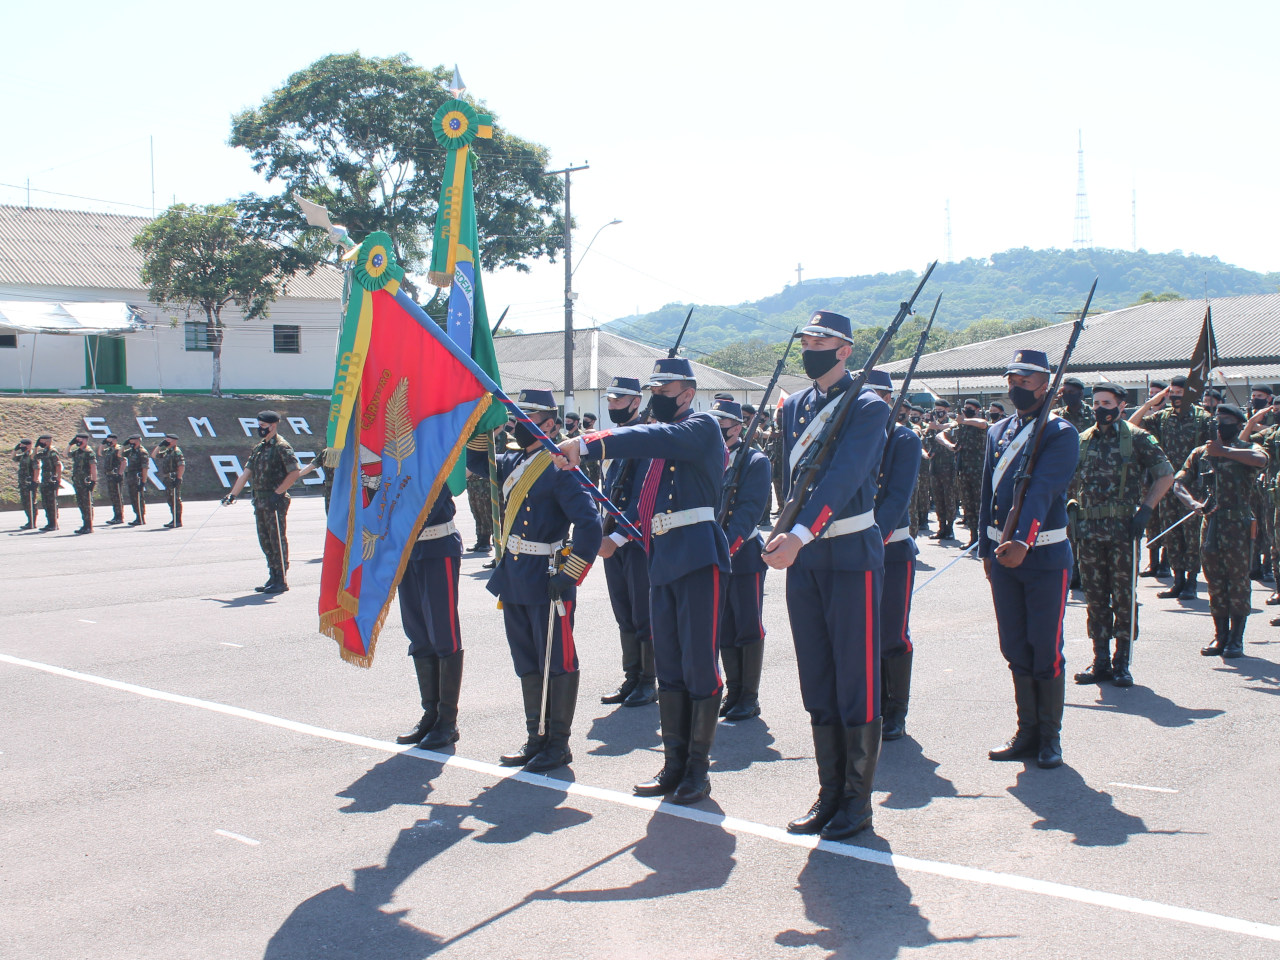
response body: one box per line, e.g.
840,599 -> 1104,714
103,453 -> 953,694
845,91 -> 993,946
203,593 -> 278,608
1068,683 -> 1226,727
1215,654 -> 1280,695
877,736 -> 988,810
585,702 -> 660,758
465,774 -> 593,845
336,753 -> 446,814
711,716 -> 787,773
1007,765 -> 1148,847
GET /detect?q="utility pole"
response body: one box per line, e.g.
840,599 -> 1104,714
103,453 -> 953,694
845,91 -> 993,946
547,163 -> 589,415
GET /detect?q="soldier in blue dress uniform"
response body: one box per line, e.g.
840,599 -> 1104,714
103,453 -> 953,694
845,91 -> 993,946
713,397 -> 772,722
558,358 -> 731,805
394,487 -> 465,751
764,311 -> 889,841
597,376 -> 657,709
867,369 -> 922,742
978,348 -> 1080,770
468,389 -> 602,773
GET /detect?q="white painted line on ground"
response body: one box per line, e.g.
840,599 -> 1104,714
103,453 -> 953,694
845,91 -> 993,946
3,651 -> 1278,944
214,829 -> 260,846
78,619 -> 96,624
1109,782 -> 1178,794
220,642 -> 244,648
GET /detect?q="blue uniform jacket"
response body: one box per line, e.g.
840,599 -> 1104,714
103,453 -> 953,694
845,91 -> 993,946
780,373 -> 890,572
409,487 -> 461,560
467,447 -> 602,605
876,423 -> 922,564
976,411 -> 1079,570
601,415 -> 649,535
583,411 -> 731,586
721,441 -> 770,575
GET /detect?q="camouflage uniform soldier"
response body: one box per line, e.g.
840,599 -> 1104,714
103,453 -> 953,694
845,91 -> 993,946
122,435 -> 150,525
465,454 -> 494,553
13,438 -> 38,530
922,400 -> 957,541
1131,376 -> 1212,598
296,447 -> 336,512
1243,406 -> 1280,613
223,410 -> 301,594
938,398 -> 989,547
99,434 -> 126,524
1247,386 -> 1277,581
34,435 -> 62,532
1071,384 -> 1173,687
1172,404 -> 1268,658
767,408 -> 786,518
67,434 -> 98,534
1052,378 -> 1096,587
152,434 -> 186,528
907,409 -> 929,536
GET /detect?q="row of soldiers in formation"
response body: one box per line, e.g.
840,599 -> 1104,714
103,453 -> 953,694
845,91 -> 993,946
393,309 -> 1202,843
11,433 -> 186,533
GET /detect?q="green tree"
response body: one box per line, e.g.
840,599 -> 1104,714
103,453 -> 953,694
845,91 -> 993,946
133,204 -> 309,396
230,53 -> 564,297
1131,290 -> 1184,305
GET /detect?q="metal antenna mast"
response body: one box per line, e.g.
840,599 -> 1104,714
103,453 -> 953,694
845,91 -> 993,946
1073,130 -> 1093,249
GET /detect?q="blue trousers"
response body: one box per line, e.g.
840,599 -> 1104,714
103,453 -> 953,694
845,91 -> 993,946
988,562 -> 1070,680
880,558 -> 915,658
719,570 -> 766,649
397,548 -> 461,658
603,541 -> 652,643
502,599 -> 578,678
650,565 -> 723,699
786,566 -> 882,727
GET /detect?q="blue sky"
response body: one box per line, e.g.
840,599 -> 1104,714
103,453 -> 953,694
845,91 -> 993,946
4,0 -> 1276,333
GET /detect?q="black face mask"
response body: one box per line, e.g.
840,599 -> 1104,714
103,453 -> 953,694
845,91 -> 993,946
513,421 -> 541,448
802,348 -> 840,380
649,392 -> 682,423
988,411 -> 1002,422
607,404 -> 635,425
1253,398 -> 1270,412
1093,405 -> 1120,425
257,426 -> 271,438
37,442 -> 48,449
1008,385 -> 1041,412
720,427 -> 735,444
1218,421 -> 1242,443
910,416 -> 921,423
1062,390 -> 1082,407
963,407 -> 979,418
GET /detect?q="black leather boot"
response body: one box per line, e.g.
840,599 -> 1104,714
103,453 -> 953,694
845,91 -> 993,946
718,646 -> 743,717
1074,637 -> 1114,684
787,725 -> 845,834
525,672 -> 579,772
601,630 -> 641,704
1035,675 -> 1065,769
635,691 -> 690,796
1222,615 -> 1246,659
1157,572 -> 1186,599
881,651 -> 912,740
989,674 -> 1039,760
1156,551 -> 1171,577
396,655 -> 439,744
1183,573 -> 1198,597
500,674 -> 546,766
1111,638 -> 1133,687
623,641 -> 657,707
1139,546 -> 1161,577
821,718 -> 882,840
420,650 -> 463,748
670,692 -> 721,805
1201,614 -> 1229,656
254,573 -> 278,593
725,641 -> 764,721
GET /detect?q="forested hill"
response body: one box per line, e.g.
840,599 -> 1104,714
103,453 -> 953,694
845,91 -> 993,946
602,247 -> 1279,356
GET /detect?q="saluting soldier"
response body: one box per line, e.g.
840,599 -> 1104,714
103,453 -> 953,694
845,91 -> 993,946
979,349 -> 1080,770
99,434 -> 126,525
13,439 -> 37,530
122,434 -> 150,525
763,312 -> 889,841
34,435 -> 62,532
597,376 -> 657,709
714,397 -> 771,723
471,390 -> 601,773
1071,384 -> 1173,688
922,399 -> 958,541
937,397 -> 989,548
560,359 -> 732,805
1172,404 -> 1268,658
152,434 -> 185,528
1130,376 -> 1211,598
868,370 -> 922,741
222,411 -> 302,594
67,434 -> 98,534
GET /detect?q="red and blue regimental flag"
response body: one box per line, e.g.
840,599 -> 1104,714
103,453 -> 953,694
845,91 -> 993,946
320,234 -> 498,666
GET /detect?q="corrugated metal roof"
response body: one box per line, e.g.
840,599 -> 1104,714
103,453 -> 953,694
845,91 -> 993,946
0,204 -> 342,300
493,329 -> 763,393
882,293 -> 1280,378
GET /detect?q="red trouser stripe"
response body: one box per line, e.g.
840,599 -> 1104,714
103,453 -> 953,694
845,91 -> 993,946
444,556 -> 459,654
711,566 -> 722,692
560,600 -> 576,672
1052,568 -> 1069,677
903,559 -> 915,653
754,572 -> 764,638
865,569 -> 875,723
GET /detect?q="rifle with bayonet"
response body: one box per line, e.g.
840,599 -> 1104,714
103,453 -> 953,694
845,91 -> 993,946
602,306 -> 696,534
719,330 -> 797,526
770,261 -> 938,540
884,294 -> 940,436
998,278 -> 1096,548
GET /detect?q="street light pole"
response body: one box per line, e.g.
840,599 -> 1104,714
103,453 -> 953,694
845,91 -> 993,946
547,163 -> 589,416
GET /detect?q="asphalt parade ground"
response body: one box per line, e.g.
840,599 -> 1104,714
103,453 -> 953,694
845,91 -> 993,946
3,497 -> 1280,960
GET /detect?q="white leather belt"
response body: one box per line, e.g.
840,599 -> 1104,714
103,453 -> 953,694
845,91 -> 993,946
885,524 -> 912,543
651,506 -> 716,536
504,534 -> 564,556
820,509 -> 875,539
987,525 -> 1068,547
417,521 -> 458,542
